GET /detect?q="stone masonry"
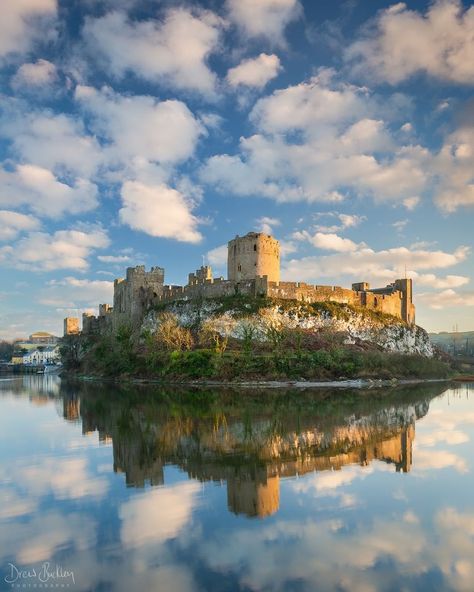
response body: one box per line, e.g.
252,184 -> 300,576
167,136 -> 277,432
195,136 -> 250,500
78,231 -> 415,334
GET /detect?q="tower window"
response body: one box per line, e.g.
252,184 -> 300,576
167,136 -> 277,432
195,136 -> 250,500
238,264 -> 241,272
254,244 -> 257,251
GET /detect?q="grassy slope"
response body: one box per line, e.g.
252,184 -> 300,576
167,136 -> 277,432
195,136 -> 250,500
67,296 -> 451,382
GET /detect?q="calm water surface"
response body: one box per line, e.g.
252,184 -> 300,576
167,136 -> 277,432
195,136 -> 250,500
0,377 -> 473,592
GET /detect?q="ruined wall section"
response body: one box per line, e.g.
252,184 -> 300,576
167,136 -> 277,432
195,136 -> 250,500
354,279 -> 415,325
160,276 -> 269,303
113,266 -> 164,331
64,317 -> 80,336
82,304 -> 113,336
228,233 -> 280,283
267,282 -> 360,306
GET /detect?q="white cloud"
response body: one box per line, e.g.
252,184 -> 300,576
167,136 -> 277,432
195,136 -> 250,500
418,289 -> 474,310
39,277 -> 114,309
282,245 -> 469,284
0,210 -> 40,241
0,105 -> 103,179
432,124 -> 474,212
202,68 -> 474,213
0,0 -> 57,60
207,244 -> 228,268
120,482 -> 199,548
83,8 -> 222,95
393,219 -> 409,232
226,0 -> 302,44
0,489 -> 37,519
403,196 -> 420,210
414,449 -> 468,473
0,227 -> 109,272
119,181 -> 202,243
307,212 -> 366,233
11,58 -> 57,88
97,255 -> 132,264
0,511 -> 96,566
415,274 -> 469,289
201,73 -> 429,204
76,86 -> 204,166
19,457 -> 108,499
0,164 -> 98,219
256,216 -> 281,235
346,0 -> 474,84
293,230 -> 361,253
417,429 -> 469,447
227,53 -> 281,88
250,71 -> 374,134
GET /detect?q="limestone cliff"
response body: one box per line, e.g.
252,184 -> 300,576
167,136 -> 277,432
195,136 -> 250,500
142,298 -> 434,357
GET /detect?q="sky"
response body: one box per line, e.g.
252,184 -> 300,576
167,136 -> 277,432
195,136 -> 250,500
0,0 -> 473,339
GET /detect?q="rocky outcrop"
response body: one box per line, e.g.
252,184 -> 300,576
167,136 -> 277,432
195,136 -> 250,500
142,299 -> 434,357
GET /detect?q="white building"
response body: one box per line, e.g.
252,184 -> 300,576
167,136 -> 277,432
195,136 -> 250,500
22,346 -> 61,366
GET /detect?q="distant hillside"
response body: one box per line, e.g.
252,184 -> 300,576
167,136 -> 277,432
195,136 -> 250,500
429,331 -> 474,356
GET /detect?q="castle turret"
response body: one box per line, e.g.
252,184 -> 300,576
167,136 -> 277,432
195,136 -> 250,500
394,278 -> 415,325
228,232 -> 280,283
63,317 -> 80,336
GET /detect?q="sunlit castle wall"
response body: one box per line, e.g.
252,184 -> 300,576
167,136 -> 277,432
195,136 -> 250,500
228,232 -> 280,283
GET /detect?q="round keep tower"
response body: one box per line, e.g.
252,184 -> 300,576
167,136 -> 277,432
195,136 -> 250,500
227,232 -> 280,283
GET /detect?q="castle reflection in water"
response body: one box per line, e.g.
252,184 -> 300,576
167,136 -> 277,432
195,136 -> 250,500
50,381 -> 436,519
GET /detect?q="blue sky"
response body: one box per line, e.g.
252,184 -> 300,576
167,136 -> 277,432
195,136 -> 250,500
0,0 -> 473,339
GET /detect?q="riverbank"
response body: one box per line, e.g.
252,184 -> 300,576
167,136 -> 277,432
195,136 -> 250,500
65,371 -> 455,391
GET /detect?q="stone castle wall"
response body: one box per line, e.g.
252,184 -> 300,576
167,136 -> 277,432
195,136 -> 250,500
112,265 -> 164,331
78,232 -> 415,335
228,233 -> 280,283
64,317 -> 80,336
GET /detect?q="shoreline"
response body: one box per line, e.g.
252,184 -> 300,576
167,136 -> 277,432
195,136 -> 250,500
67,373 -> 455,389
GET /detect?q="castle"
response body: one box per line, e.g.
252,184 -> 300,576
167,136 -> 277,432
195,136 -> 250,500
69,231 -> 415,336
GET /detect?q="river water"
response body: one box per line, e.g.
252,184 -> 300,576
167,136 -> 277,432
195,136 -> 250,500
0,376 -> 473,592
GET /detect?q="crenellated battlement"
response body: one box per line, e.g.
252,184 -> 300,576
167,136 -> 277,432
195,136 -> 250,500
78,231 -> 415,335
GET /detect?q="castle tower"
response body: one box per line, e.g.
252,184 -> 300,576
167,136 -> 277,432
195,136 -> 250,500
63,317 -> 80,336
113,266 -> 165,330
227,475 -> 280,518
228,232 -> 280,283
394,278 -> 415,325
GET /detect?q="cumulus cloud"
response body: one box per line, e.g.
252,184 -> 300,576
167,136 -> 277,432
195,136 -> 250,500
0,227 -> 109,271
202,69 -> 474,213
97,254 -> 132,264
293,230 -> 361,253
433,124 -> 474,212
226,0 -> 302,44
346,0 -> 474,84
312,212 -> 366,233
83,8 -> 222,94
201,72 -> 428,204
119,181 -> 203,243
227,53 -> 281,88
207,244 -> 228,269
256,216 -> 281,235
0,164 -> 98,219
120,482 -> 200,548
418,289 -> 474,310
0,0 -> 57,60
76,85 -> 204,166
11,58 -> 57,88
0,210 -> 40,241
282,245 -> 469,284
0,105 -> 103,179
39,277 -> 114,309
414,274 -> 469,289
18,457 -> 108,499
